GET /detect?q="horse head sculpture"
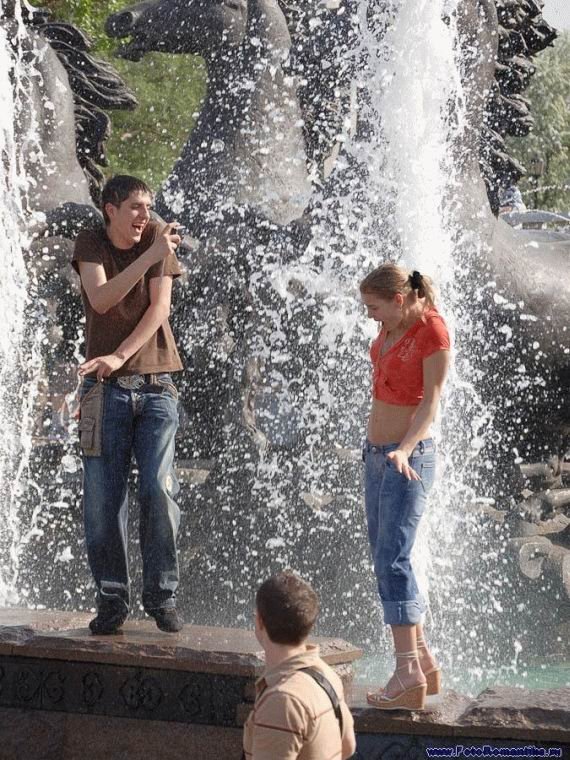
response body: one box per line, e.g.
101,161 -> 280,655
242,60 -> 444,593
106,0 -> 250,59
107,0 -> 311,235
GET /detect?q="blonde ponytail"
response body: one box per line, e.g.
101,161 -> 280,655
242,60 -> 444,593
360,263 -> 437,307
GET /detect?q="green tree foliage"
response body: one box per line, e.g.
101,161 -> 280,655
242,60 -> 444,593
31,0 -> 206,190
507,32 -> 570,212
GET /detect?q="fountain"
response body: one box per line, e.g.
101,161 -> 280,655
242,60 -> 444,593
0,0 -> 569,757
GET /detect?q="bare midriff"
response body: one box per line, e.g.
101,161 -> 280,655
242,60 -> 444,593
367,398 -> 426,446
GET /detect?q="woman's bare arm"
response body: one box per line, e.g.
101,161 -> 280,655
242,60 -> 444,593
386,350 -> 450,478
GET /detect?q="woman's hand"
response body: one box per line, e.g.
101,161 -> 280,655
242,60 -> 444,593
386,449 -> 421,481
79,352 -> 126,381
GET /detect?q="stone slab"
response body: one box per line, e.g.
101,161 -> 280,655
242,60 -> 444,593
350,683 -> 570,745
350,685 -> 474,737
0,706 -> 244,760
0,653 -> 249,726
456,686 -> 570,743
0,608 -> 361,677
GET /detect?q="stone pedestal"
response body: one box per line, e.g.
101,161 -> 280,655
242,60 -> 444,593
0,608 -> 360,760
1,609 -> 569,760
0,708 -> 244,760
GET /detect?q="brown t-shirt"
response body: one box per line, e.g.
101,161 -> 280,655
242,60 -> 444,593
72,221 -> 183,377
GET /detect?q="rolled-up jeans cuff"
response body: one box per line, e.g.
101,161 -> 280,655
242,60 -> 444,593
382,598 -> 426,625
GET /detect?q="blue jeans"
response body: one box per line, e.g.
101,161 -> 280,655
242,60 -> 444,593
81,375 -> 180,614
363,438 -> 436,625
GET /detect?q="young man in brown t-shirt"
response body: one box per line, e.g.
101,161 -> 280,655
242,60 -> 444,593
72,175 -> 184,634
243,572 -> 356,760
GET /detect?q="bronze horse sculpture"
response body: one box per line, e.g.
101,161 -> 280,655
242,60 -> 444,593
5,0 -> 566,463
1,3 -> 136,227
0,3 -> 137,386
107,0 -> 313,237
452,0 -> 569,475
0,2 -> 136,331
4,0 -> 566,486
104,0 -> 569,453
106,0 -> 331,462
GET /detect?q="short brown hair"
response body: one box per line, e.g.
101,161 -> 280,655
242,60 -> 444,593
101,175 -> 152,224
256,571 -> 319,645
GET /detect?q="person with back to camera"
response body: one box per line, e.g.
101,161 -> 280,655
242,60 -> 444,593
359,263 -> 451,711
243,571 -> 356,760
72,174 -> 185,635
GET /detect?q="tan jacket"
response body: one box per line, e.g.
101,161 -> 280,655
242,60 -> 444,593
243,645 -> 356,760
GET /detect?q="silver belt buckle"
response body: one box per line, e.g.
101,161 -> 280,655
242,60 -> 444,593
117,374 -> 146,390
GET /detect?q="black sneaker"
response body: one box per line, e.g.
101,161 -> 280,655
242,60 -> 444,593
147,607 -> 184,633
89,601 -> 128,635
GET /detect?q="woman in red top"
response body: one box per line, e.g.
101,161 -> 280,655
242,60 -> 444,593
360,263 -> 451,711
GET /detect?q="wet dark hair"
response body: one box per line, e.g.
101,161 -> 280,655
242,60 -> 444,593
101,175 -> 152,224
256,571 -> 319,645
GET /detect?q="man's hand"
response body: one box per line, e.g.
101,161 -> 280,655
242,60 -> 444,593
145,223 -> 181,266
386,449 -> 421,481
79,352 -> 126,381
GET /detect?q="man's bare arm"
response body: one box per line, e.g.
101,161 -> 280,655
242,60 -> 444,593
77,224 -> 179,314
79,276 -> 173,380
115,275 -> 173,360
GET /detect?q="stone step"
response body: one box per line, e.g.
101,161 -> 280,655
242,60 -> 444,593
0,607 -> 361,677
0,608 -> 569,759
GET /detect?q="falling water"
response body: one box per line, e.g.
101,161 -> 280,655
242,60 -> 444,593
317,0 -> 550,689
0,1 -> 45,606
235,0 -> 487,653
258,0 -> 514,687
0,4 -> 31,605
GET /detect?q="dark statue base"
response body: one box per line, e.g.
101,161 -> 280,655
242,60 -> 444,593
0,610 -> 568,760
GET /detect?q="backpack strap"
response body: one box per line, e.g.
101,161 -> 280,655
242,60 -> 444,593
241,669 -> 344,760
299,666 -> 344,736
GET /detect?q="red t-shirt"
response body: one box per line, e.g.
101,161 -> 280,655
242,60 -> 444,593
370,308 -> 450,405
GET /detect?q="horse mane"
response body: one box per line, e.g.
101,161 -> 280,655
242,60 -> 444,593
277,0 -> 557,211
24,7 -> 137,205
482,0 -> 557,212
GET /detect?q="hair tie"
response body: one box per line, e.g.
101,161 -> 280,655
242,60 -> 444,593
409,270 -> 423,290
